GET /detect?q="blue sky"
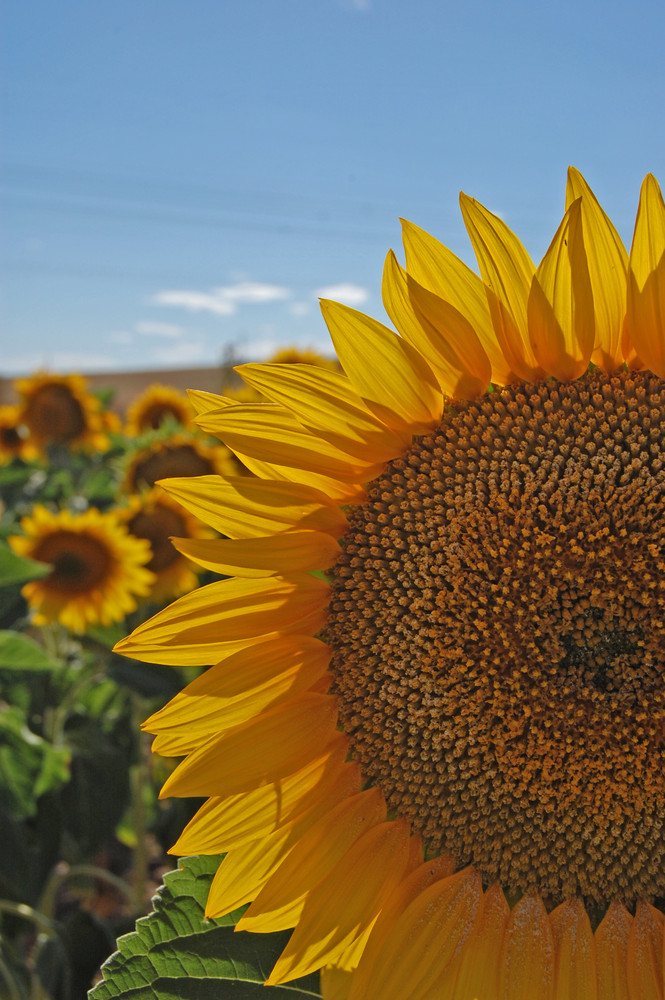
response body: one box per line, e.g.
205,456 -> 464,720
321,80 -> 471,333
3,0 -> 665,374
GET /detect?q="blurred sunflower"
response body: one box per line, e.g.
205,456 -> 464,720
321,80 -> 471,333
116,170 -> 665,998
119,487 -> 210,603
0,405 -> 37,464
14,372 -> 112,453
125,383 -> 194,436
122,432 -> 238,493
11,505 -> 154,632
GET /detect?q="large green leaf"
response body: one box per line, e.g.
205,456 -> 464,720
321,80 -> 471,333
0,630 -> 62,671
91,855 -> 322,999
0,541 -> 50,586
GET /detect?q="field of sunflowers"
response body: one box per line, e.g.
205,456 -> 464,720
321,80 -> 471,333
0,360 -> 329,1000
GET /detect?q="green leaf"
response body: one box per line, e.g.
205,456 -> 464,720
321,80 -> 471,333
0,541 -> 50,587
0,706 -> 71,818
0,631 -> 62,672
91,855 -> 322,999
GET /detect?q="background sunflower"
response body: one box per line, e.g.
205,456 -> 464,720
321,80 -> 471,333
10,505 -> 155,632
14,373 -> 114,455
124,383 -> 194,436
118,486 -> 212,603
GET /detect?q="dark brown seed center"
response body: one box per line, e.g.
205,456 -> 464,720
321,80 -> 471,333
324,370 -> 665,906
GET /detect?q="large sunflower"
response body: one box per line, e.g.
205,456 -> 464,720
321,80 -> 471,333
11,505 -> 155,632
116,169 -> 665,998
14,372 -> 112,453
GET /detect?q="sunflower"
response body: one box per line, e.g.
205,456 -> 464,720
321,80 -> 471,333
10,505 -> 155,633
122,432 -> 239,494
118,487 -> 210,603
125,383 -> 194,436
14,372 -> 112,453
116,169 -> 665,998
0,405 -> 38,464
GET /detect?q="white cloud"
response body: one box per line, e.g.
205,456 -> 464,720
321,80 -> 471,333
288,301 -> 311,316
314,283 -> 369,307
135,320 -> 183,338
151,281 -> 292,317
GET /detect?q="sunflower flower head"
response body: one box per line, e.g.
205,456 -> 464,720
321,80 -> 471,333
116,169 -> 665,998
11,505 -> 155,632
118,487 -> 211,603
124,383 -> 194,436
14,372 -> 113,454
121,431 -> 239,494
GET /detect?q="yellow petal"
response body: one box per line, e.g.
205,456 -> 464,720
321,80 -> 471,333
266,819 -> 412,985
550,898 -> 597,1000
144,634 -> 330,740
321,967 -> 352,1000
500,894 -> 555,1000
527,198 -> 595,380
382,250 -> 490,397
239,787 -> 387,934
187,389 -> 237,414
624,174 -> 665,376
204,762 -> 364,918
401,218 -> 513,384
346,853 -> 457,1000
449,882 -> 510,1000
171,735 -> 354,854
595,901 -> 632,1000
460,192 -> 543,381
627,901 -> 664,1000
114,574 -> 329,663
235,363 -> 406,462
171,528 -> 341,578
160,691 -> 339,799
223,452 -> 368,503
566,166 -> 628,370
319,298 -> 442,433
157,474 -> 347,539
348,866 -> 482,1000
197,403 -> 380,481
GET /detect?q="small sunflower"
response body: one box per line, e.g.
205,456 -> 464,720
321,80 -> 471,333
11,505 -> 154,632
122,432 -> 238,494
0,405 -> 38,464
125,383 -> 194,436
116,170 -> 665,998
118,487 -> 210,603
14,372 -> 112,453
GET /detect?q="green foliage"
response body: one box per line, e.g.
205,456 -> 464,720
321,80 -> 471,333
91,855 -> 322,1000
0,540 -> 50,587
0,630 -> 62,671
0,704 -> 71,819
